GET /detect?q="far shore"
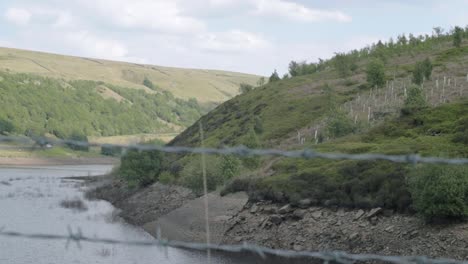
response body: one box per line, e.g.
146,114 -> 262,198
0,157 -> 118,167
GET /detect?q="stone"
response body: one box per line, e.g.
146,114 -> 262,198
298,199 -> 312,208
383,209 -> 394,217
337,209 -> 346,217
311,210 -> 322,219
366,207 -> 383,218
354,209 -> 365,220
409,230 -> 419,239
263,206 -> 278,214
279,204 -> 292,214
293,209 -> 306,219
234,236 -> 243,242
349,233 -> 360,240
250,204 -> 258,214
293,244 -> 304,251
385,225 -> 395,233
269,215 -> 282,225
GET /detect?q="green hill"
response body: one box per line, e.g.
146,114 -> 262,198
0,47 -> 260,104
134,26 -> 468,219
0,47 -> 262,144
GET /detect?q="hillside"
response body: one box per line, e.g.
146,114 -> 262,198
149,27 -> 468,217
0,47 -> 260,104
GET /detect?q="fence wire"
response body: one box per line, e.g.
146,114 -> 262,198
2,134 -> 468,263
0,227 -> 467,264
1,135 -> 468,165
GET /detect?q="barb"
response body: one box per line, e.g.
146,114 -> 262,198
0,229 -> 466,264
1,135 -> 468,165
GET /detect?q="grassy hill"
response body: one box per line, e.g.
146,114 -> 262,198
0,47 -> 260,104
120,26 -> 468,220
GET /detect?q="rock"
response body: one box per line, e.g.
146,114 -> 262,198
234,236 -> 243,242
269,215 -> 282,225
263,206 -> 278,214
385,225 -> 395,233
298,199 -> 312,208
293,209 -> 306,219
279,204 -> 292,214
250,204 -> 258,214
295,235 -> 306,242
354,209 -> 365,220
366,207 -> 383,218
370,216 -> 378,225
337,209 -> 345,217
311,210 -> 322,219
349,232 -> 360,240
293,244 -> 304,251
410,230 -> 419,239
383,209 -> 394,217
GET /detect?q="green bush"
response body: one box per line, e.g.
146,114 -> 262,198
101,144 -> 123,156
219,155 -> 241,182
119,149 -> 164,187
326,110 -> 357,138
66,132 -> 89,152
409,165 -> 468,221
159,171 -> 176,185
401,85 -> 427,115
180,155 -> 223,194
0,118 -> 15,135
366,59 -> 386,88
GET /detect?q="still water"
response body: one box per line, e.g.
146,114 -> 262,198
0,165 -> 272,264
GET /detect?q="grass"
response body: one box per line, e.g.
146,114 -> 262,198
0,47 -> 261,104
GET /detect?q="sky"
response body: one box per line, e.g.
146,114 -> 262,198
1,0 -> 467,76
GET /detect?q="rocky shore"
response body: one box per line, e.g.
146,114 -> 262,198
88,178 -> 468,260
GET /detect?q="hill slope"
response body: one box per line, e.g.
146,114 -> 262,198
0,47 -> 260,103
159,28 -> 468,215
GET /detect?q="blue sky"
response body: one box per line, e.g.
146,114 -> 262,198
1,0 -> 467,75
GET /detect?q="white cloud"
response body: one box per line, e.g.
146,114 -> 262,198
65,31 -> 129,60
252,0 -> 352,23
195,30 -> 271,53
4,8 -> 31,26
79,0 -> 205,34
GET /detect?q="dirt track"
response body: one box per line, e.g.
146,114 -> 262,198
0,157 -> 117,166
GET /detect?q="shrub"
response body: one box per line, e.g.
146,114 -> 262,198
366,59 -> 386,88
119,149 -> 163,187
239,83 -> 253,94
453,26 -> 463,48
452,117 -> 468,144
143,77 -> 156,90
159,171 -> 176,185
326,110 -> 357,138
409,165 -> 468,221
219,155 -> 241,182
66,131 -> 89,152
0,118 -> 14,135
269,70 -> 280,82
401,85 -> 427,115
101,144 -> 123,156
180,155 -> 223,194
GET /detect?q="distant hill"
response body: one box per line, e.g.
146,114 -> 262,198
0,47 -> 261,104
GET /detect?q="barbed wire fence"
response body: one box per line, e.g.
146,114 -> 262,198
1,134 -> 468,263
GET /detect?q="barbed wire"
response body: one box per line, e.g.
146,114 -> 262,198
1,135 -> 467,165
0,227 -> 467,264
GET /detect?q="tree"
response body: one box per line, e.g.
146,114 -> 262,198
288,61 -> 300,77
422,58 -> 433,80
453,26 -> 463,48
239,83 -> 253,94
409,165 -> 468,221
333,52 -> 352,78
366,59 -> 386,88
66,131 -> 89,152
401,85 -> 427,115
0,118 -> 14,135
256,77 -> 265,86
143,77 -> 156,90
220,155 -> 241,182
269,70 -> 281,82
413,59 -> 433,85
242,127 -> 260,168
119,149 -> 164,187
282,73 -> 290,79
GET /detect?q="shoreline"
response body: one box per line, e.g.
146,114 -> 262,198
0,157 -> 118,167
85,176 -> 468,260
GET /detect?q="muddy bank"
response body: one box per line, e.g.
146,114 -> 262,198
0,157 -> 117,166
223,201 -> 468,260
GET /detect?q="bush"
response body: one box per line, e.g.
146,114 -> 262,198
0,118 -> 14,135
66,131 -> 89,152
119,149 -> 164,187
239,83 -> 253,94
101,144 -> 123,156
366,59 -> 386,88
409,165 -> 468,221
326,110 -> 357,138
401,85 -> 427,115
159,171 -> 176,185
180,155 -> 223,194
